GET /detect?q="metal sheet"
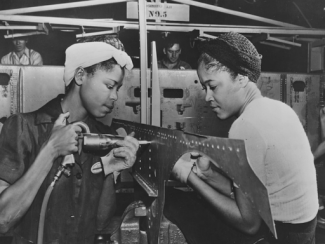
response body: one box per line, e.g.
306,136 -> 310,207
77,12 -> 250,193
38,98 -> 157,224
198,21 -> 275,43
19,66 -> 65,113
2,66 -> 318,149
111,119 -> 275,244
158,70 -> 235,137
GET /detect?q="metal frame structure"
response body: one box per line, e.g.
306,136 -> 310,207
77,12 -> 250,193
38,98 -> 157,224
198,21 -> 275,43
111,119 -> 276,244
0,2 -> 325,243
1,1 -> 325,115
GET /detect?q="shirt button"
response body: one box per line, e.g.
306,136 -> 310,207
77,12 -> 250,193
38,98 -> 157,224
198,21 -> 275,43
76,173 -> 82,179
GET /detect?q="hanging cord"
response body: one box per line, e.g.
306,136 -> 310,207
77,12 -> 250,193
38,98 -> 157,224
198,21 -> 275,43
37,156 -> 74,244
37,121 -> 90,244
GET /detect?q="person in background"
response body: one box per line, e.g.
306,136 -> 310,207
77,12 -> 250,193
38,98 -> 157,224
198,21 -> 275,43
313,106 -> 325,227
1,36 -> 43,65
165,32 -> 318,244
0,42 -> 138,244
313,107 -> 325,161
158,35 -> 191,70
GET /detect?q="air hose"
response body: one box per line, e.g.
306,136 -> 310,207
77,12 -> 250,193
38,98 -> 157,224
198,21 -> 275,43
37,182 -> 54,244
37,121 -> 90,244
37,156 -> 74,244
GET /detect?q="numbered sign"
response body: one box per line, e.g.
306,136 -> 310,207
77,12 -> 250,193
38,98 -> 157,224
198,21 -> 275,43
127,2 -> 190,22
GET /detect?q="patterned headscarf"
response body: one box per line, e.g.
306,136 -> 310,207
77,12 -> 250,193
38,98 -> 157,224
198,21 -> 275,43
198,32 -> 262,82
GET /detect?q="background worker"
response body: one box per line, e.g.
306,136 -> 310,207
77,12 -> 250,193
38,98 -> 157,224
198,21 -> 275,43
1,36 -> 43,65
158,35 -> 191,70
165,32 -> 318,244
0,42 -> 139,244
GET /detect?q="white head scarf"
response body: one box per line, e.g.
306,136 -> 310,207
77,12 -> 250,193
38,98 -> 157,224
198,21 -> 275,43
64,42 -> 133,86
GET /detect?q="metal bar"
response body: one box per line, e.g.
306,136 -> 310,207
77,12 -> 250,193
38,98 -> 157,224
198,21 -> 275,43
139,0 -> 148,124
151,41 -> 160,127
118,23 -> 325,36
51,26 -> 106,31
1,16 -> 324,36
267,35 -> 301,47
98,20 -> 300,29
76,28 -> 120,39
171,0 -> 302,28
104,20 -> 325,35
0,14 -> 122,28
0,0 -> 134,15
4,31 -> 47,38
260,41 -> 291,50
0,26 -> 38,30
199,31 -> 218,39
133,173 -> 158,197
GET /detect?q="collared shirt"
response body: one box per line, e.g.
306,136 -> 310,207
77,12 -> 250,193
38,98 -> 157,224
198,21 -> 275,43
0,95 -> 116,244
1,47 -> 43,65
158,59 -> 191,70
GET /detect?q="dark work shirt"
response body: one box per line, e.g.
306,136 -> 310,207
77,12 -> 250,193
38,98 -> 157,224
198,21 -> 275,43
158,59 -> 192,70
0,95 -> 116,244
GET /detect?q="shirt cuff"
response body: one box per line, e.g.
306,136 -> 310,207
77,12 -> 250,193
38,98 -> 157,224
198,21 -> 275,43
113,171 -> 120,184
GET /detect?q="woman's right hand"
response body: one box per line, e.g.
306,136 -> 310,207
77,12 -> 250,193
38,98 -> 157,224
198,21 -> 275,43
192,156 -> 213,181
47,112 -> 82,158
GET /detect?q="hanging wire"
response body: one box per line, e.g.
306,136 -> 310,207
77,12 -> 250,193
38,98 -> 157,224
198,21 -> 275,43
292,1 -> 312,28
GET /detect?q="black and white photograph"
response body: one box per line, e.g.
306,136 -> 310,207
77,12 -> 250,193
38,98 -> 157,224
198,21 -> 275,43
0,0 -> 324,243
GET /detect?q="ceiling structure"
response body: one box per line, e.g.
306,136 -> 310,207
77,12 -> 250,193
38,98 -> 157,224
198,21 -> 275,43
0,0 -> 324,72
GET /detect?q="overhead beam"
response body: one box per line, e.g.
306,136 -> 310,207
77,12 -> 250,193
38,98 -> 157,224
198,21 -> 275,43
133,25 -> 325,36
4,31 -> 47,38
0,0 -> 134,15
1,15 -> 324,36
107,20 -> 325,36
260,41 -> 291,50
171,0 -> 302,28
0,14 -> 121,29
76,28 -> 120,39
267,34 -> 301,47
0,26 -> 38,30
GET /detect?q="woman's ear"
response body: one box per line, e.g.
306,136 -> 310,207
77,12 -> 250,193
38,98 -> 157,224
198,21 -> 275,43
163,48 -> 166,55
238,75 -> 249,88
74,67 -> 85,86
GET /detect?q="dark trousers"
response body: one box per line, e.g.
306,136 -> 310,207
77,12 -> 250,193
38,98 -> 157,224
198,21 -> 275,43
266,218 -> 316,244
164,188 -> 316,244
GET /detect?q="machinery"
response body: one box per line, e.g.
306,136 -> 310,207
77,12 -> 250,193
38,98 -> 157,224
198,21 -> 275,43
0,65 -> 324,243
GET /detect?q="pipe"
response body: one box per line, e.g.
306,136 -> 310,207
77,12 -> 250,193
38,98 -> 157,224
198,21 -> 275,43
138,0 -> 148,124
0,0 -> 134,15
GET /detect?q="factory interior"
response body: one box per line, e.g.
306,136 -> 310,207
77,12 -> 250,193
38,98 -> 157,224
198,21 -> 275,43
0,0 -> 325,243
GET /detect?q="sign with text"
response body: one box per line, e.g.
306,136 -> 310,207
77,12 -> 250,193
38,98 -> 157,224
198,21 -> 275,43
127,2 -> 189,22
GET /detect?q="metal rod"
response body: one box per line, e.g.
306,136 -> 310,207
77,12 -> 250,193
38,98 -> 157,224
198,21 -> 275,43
171,0 -> 302,28
0,26 -> 38,30
0,14 -> 122,28
138,0 -> 148,124
4,31 -> 47,38
267,35 -> 301,47
76,28 -> 120,39
100,20 -> 304,29
103,20 -> 325,35
121,23 -> 325,36
151,41 -> 160,127
260,41 -> 291,50
1,15 -> 324,36
0,0 -> 133,15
